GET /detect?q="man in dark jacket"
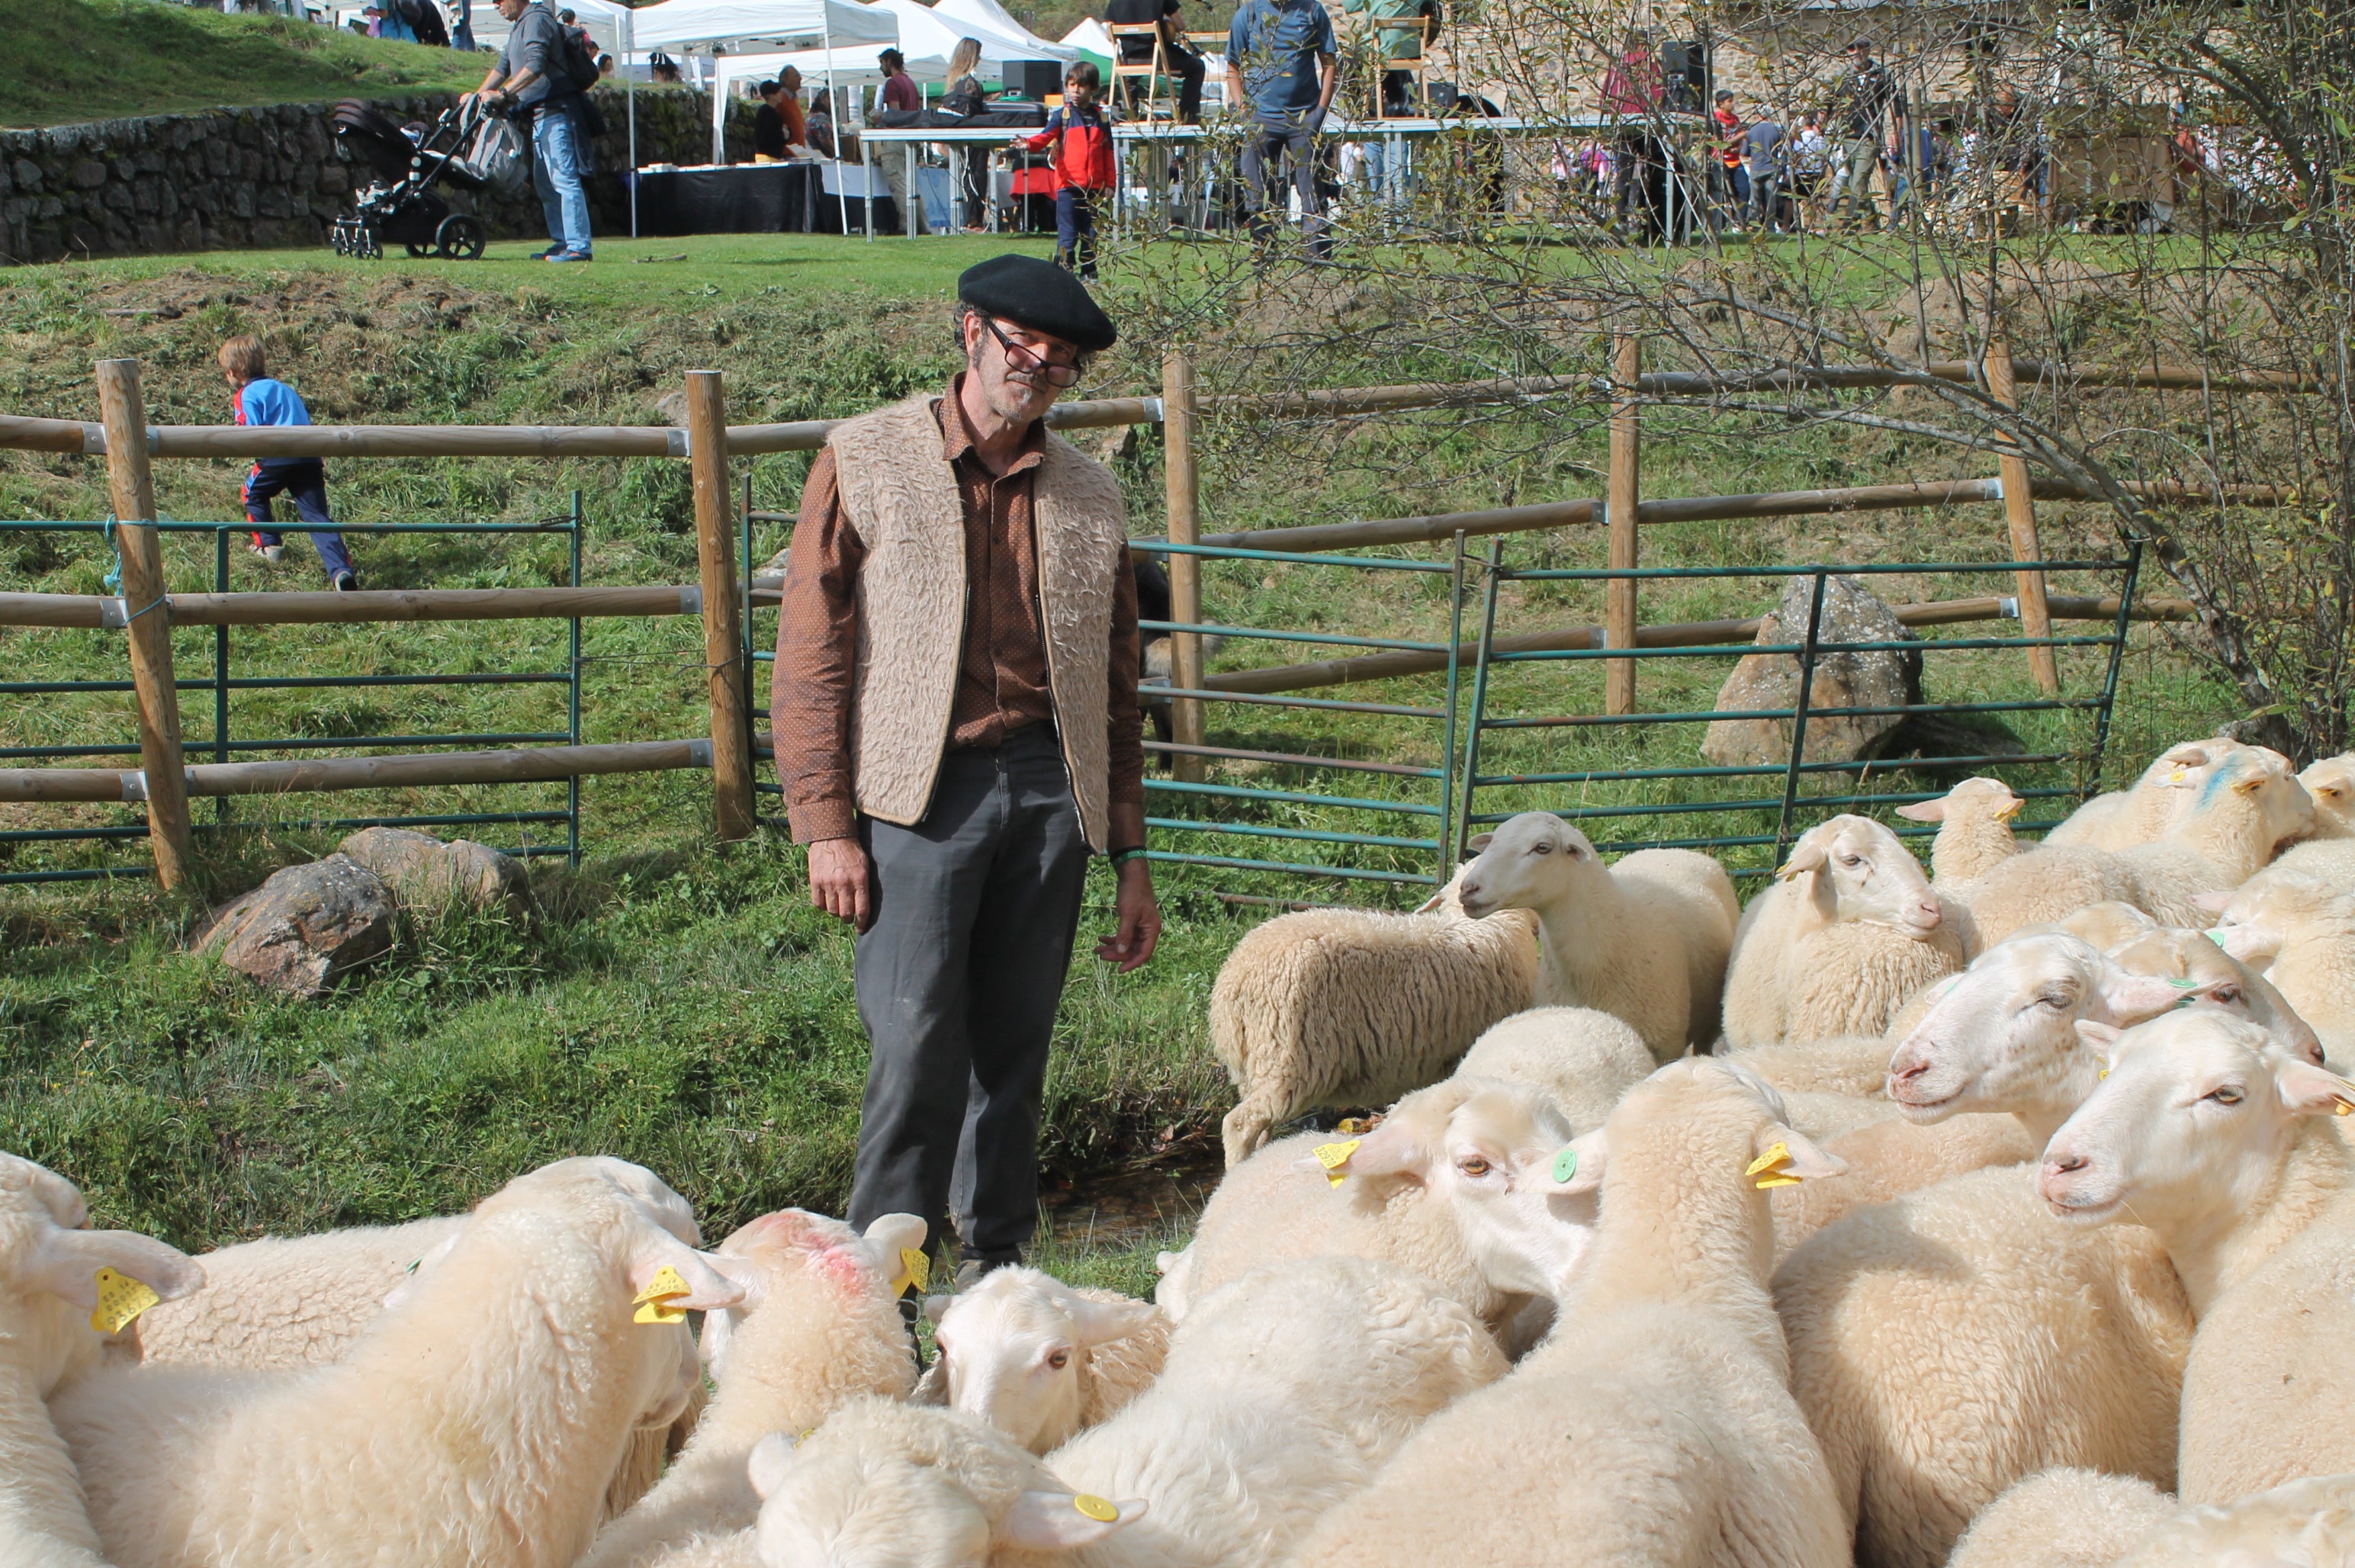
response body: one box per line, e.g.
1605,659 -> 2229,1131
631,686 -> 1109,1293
466,0 -> 593,260
1827,37 -> 1898,230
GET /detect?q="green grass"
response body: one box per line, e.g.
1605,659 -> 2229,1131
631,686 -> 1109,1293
0,0 -> 489,130
0,232 -> 2244,1284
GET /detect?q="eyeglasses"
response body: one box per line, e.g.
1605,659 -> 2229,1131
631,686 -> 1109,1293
981,316 -> 1082,386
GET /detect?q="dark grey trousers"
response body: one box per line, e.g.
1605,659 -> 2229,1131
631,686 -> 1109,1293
847,725 -> 1091,1258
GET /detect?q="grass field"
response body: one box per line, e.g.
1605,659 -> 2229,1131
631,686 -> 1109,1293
0,0 -> 489,130
0,232 -> 2241,1280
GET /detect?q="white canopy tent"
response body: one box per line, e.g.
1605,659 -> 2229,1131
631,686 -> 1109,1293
930,0 -> 1064,54
628,0 -> 897,52
1059,17 -> 1113,62
866,0 -> 1069,78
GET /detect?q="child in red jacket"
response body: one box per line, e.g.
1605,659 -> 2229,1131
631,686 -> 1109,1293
1013,63 -> 1116,278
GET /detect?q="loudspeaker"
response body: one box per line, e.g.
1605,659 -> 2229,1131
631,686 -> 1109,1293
1659,40 -> 1705,111
1008,60 -> 1062,101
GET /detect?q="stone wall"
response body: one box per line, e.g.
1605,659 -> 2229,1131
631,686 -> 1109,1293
0,87 -> 757,264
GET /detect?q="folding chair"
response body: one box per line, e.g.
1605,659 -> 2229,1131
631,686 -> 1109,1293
1107,23 -> 1178,122
1377,11 -> 1438,118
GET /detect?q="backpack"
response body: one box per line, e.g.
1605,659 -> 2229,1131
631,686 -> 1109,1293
555,21 -> 602,94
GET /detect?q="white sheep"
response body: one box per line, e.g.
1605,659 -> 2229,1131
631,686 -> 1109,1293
2205,874 -> 2355,1057
1724,1033 -> 1897,1100
2111,1471 -> 2355,1566
1209,868 -> 1540,1167
2300,751 -> 2355,837
1,1152 -> 204,1568
1722,813 -> 1958,1046
1943,1467 -> 2177,1568
752,1255 -> 1508,1568
1156,1075 -> 1586,1338
1451,1006 -> 1654,1133
2038,1008 -> 2355,1504
916,1269 -> 1168,1455
577,1208 -> 924,1568
1454,811 -> 1740,1062
50,1155 -> 742,1568
2264,835 -> 2355,885
1961,747 -> 2315,946
2044,737 -> 2244,850
2057,900 -> 2163,952
1280,1058 -> 1851,1568
1896,775 -> 2025,886
1772,933 -> 2232,1568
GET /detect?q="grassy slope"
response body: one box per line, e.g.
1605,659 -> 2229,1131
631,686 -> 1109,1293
0,235 -> 2239,1264
0,0 -> 487,130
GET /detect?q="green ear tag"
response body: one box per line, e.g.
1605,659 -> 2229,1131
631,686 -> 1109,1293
1552,1148 -> 1579,1183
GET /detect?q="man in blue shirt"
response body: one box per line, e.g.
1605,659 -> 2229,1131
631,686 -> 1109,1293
1226,0 -> 1337,260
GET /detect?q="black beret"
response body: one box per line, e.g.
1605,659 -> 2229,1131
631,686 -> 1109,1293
957,255 -> 1117,355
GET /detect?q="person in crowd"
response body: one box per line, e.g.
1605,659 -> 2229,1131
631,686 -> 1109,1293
650,52 -> 683,83
1104,0 -> 1206,123
1341,0 -> 1438,117
776,255 -> 1154,1297
1889,116 -> 1945,217
1226,0 -> 1338,262
753,70 -> 807,162
555,6 -> 589,53
1601,27 -> 1666,239
1826,37 -> 1899,230
943,40 -> 992,232
1014,63 -> 1116,277
220,336 -> 358,593
806,87 -> 838,158
1709,87 -> 1748,230
1788,107 -> 1828,224
875,47 -> 926,234
467,0 -> 593,261
1742,102 -> 1785,231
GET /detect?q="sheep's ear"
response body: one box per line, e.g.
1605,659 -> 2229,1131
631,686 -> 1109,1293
2074,1019 -> 2126,1052
2217,927 -> 2282,968
630,1245 -> 747,1313
2099,972 -> 2204,1023
747,1431 -> 799,1499
2275,1061 -> 2355,1118
2163,744 -> 2211,771
2191,891 -> 2235,914
1776,837 -> 1829,880
1465,832 -> 1494,854
1526,1129 -> 1606,1196
998,1492 -> 1147,1551
922,1293 -> 953,1325
26,1227 -> 205,1313
1748,1125 -> 1846,1187
1894,800 -> 1946,822
862,1213 -> 929,1263
1063,1293 -> 1156,1348
1336,1119 -> 1428,1182
384,1229 -> 465,1309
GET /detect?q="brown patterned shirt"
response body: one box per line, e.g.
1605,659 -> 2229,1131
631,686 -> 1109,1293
773,374 -> 1145,844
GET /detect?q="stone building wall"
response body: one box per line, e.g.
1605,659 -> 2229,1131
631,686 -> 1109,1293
0,87 -> 756,264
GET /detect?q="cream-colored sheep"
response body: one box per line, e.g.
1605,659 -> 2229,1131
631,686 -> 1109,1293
1,1152 -> 204,1568
2206,875 -> 2355,1056
1774,933 -> 2218,1568
917,1269 -> 1168,1455
1279,1059 -> 1851,1568
1455,812 -> 1739,1062
2299,752 -> 2355,838
1157,1075 -> 1585,1335
2112,1472 -> 2355,1566
1963,747 -> 2315,946
2038,1010 -> 2355,1505
2045,738 -> 2245,850
1451,1006 -> 1653,1133
1209,869 -> 1539,1167
1724,814 -> 1956,1046
1944,1468 -> 2177,1568
577,1209 -> 924,1568
1897,775 -> 2025,886
2056,900 -> 2161,952
50,1156 -> 739,1568
2266,836 -> 2355,885
1725,1033 -> 1897,1099
1769,1111 -> 2040,1261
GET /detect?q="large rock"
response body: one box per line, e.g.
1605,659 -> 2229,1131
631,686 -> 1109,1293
336,827 -> 532,925
195,856 -> 397,999
1701,574 -> 1923,768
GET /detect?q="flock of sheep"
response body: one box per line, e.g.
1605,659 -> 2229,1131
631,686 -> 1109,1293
8,734 -> 2355,1567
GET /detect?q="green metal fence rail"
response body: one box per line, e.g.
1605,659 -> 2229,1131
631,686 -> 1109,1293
1454,545 -> 2144,878
0,502 -> 585,886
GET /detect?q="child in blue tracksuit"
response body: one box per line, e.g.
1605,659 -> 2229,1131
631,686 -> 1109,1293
220,335 -> 357,590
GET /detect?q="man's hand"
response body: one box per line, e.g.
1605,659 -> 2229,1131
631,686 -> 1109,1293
808,837 -> 875,932
1096,860 -> 1161,972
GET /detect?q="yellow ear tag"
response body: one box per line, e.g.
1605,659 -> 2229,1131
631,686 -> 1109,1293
890,1247 -> 931,1296
1746,1142 -> 1801,1190
632,1264 -> 692,1325
90,1268 -> 161,1335
1337,1117 -> 1367,1135
1073,1495 -> 1119,1523
2170,766 -> 2189,783
1314,1139 -> 1361,1189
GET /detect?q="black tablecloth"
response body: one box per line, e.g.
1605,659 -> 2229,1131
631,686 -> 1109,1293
632,164 -> 820,236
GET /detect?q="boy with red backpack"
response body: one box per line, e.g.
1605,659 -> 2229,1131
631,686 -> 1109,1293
1012,63 -> 1116,278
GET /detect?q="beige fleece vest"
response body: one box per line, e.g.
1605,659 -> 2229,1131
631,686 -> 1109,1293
827,393 -> 1129,851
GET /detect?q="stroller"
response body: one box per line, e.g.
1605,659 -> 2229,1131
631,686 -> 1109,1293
329,98 -> 513,261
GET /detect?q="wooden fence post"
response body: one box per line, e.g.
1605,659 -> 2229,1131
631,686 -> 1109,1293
1162,350 -> 1206,785
93,358 -> 194,891
687,371 -> 755,840
1984,339 -> 2061,695
1605,333 -> 1642,716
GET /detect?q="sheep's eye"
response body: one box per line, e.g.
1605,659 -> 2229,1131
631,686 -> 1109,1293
1530,842 -> 1553,855
2206,1086 -> 2245,1106
2214,985 -> 2241,1004
1046,1349 -> 1071,1370
1459,1156 -> 1492,1177
1837,853 -> 1863,869
2038,989 -> 2071,1009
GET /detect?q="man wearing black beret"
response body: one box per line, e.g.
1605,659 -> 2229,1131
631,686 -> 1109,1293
775,255 -> 1158,1300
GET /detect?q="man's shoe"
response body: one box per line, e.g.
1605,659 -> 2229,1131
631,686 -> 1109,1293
330,570 -> 360,593
953,1248 -> 1023,1290
249,542 -> 284,564
547,249 -> 592,262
